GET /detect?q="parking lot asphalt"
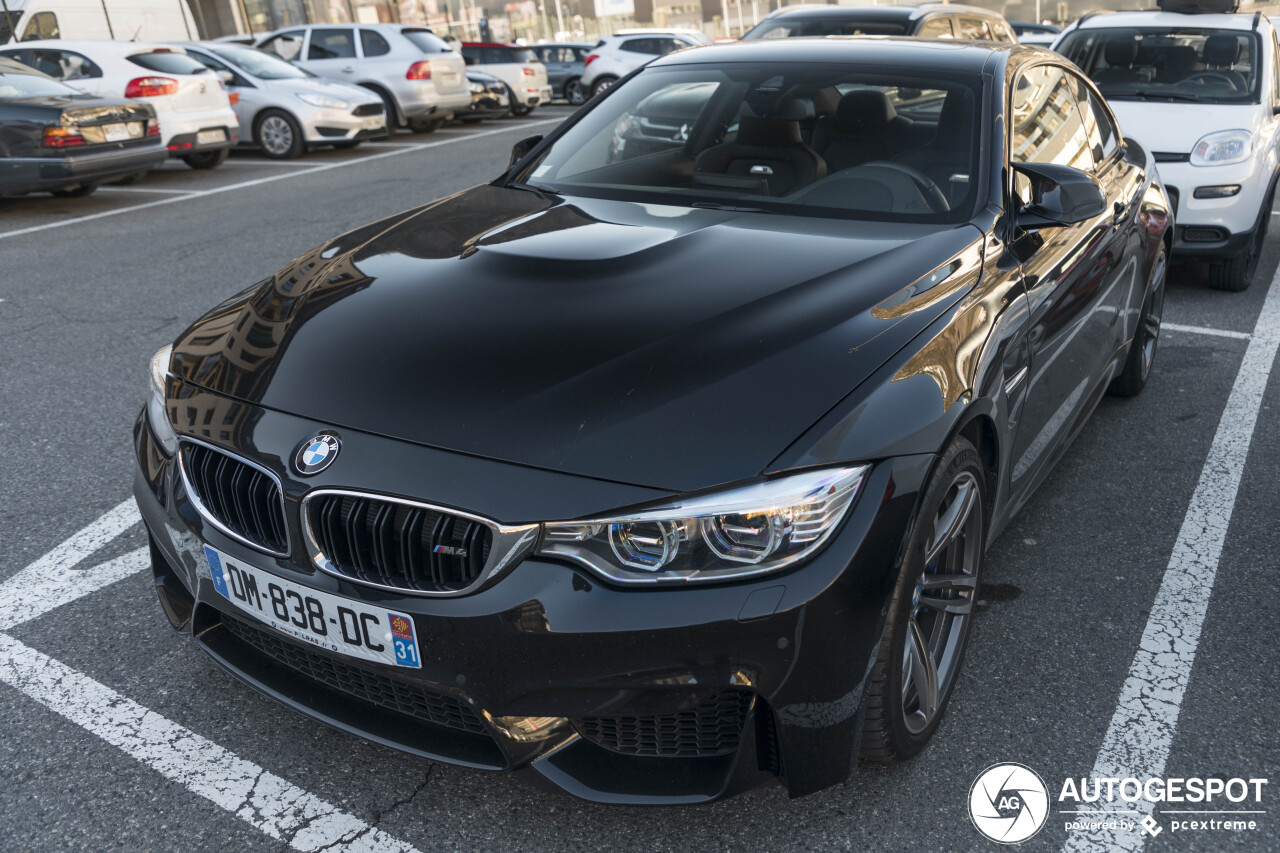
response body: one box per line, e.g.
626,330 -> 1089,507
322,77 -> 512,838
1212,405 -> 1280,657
1,104 -> 1277,852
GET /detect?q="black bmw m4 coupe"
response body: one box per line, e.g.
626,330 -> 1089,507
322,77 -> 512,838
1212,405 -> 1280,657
135,38 -> 1171,804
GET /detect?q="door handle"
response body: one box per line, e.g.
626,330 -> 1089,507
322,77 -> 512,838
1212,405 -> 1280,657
1112,201 -> 1129,224
341,66 -> 354,73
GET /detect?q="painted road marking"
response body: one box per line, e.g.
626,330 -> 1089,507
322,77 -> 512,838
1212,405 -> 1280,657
95,186 -> 202,195
0,118 -> 562,242
0,634 -> 423,853
1163,322 -> 1252,341
0,507 -> 424,853
1063,253 -> 1280,852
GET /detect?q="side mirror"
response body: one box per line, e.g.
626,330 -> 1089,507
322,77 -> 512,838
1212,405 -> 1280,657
216,70 -> 235,85
1013,161 -> 1107,227
508,134 -> 543,170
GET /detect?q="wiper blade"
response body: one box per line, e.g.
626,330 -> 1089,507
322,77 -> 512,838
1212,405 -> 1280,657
691,201 -> 773,213
507,181 -> 561,198
1111,90 -> 1206,103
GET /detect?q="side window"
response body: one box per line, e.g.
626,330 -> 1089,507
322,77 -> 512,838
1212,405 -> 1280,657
916,17 -> 955,40
460,46 -> 479,65
482,47 -> 508,64
261,30 -> 306,62
1070,73 -> 1119,163
620,38 -> 659,55
45,50 -> 102,80
1272,30 -> 1280,108
1011,64 -> 1094,171
21,11 -> 58,40
308,29 -> 356,60
992,21 -> 1017,44
360,30 -> 390,58
958,17 -> 992,41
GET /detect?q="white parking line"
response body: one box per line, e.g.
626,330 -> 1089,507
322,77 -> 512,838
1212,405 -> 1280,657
0,546 -> 148,630
1163,322 -> 1252,340
1063,257 -> 1280,851
0,118 -> 562,242
96,187 -> 201,195
0,634 -> 422,853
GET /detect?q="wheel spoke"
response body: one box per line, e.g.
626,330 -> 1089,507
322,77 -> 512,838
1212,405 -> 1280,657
925,477 -> 977,565
907,619 -> 939,720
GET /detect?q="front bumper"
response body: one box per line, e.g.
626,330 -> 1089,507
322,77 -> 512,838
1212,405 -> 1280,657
1158,159 -> 1272,258
133,386 -> 929,803
299,105 -> 387,145
0,143 -> 167,195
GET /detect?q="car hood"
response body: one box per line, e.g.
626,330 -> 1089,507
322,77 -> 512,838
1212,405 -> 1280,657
172,185 -> 983,492
263,76 -> 378,103
1106,100 -> 1263,154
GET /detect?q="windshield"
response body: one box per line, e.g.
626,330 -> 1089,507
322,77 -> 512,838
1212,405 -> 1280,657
515,63 -> 982,223
0,67 -> 82,98
742,18 -> 909,39
211,45 -> 309,79
1057,27 -> 1261,104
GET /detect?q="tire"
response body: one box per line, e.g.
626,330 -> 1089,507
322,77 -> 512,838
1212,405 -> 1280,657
362,85 -> 399,131
51,184 -> 97,198
254,109 -> 305,159
182,148 -> 229,170
590,76 -> 617,99
1109,241 -> 1168,398
1209,188 -> 1273,292
861,436 -> 986,763
408,116 -> 445,134
505,86 -> 532,116
564,76 -> 585,106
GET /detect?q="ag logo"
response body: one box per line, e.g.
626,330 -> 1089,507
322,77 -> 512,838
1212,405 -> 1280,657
294,433 -> 341,476
969,763 -> 1050,844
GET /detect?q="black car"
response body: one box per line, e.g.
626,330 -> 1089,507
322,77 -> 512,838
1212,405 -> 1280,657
741,3 -> 1018,43
458,70 -> 511,122
135,38 -> 1170,803
530,43 -> 593,105
0,57 -> 165,197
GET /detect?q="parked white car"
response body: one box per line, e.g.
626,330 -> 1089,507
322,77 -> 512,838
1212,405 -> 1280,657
579,30 -> 708,99
180,42 -> 386,159
458,43 -> 551,115
1055,3 -> 1280,290
255,24 -> 470,134
0,0 -> 198,45
0,40 -> 239,169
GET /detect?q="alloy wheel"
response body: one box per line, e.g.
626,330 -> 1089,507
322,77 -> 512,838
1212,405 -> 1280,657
565,78 -> 585,105
260,115 -> 294,157
901,471 -> 981,735
1139,247 -> 1167,381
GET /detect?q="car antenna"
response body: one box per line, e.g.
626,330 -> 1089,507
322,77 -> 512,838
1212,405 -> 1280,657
1252,10 -> 1262,30
132,24 -> 144,41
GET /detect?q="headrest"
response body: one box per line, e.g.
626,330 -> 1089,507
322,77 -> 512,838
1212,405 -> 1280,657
937,89 -> 973,137
1104,38 -> 1139,67
737,115 -> 803,147
764,97 -> 814,121
835,90 -> 897,132
1203,34 -> 1242,67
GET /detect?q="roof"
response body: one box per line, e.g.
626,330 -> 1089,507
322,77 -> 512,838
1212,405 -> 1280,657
462,42 -> 523,48
765,4 -> 1007,22
1074,10 -> 1264,31
649,35 -> 1027,74
1,39 -> 190,55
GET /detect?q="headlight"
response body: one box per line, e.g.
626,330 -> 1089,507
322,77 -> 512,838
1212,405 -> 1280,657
1190,130 -> 1252,166
147,344 -> 177,456
296,92 -> 349,109
470,82 -> 485,94
537,465 -> 868,584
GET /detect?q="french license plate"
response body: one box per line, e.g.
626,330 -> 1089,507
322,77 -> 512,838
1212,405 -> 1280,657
361,116 -> 383,130
103,123 -> 129,142
204,545 -> 421,669
196,128 -> 226,145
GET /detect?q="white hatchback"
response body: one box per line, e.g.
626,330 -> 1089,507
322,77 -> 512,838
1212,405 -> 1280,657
0,40 -> 239,169
579,30 -> 709,100
1056,7 -> 1280,290
459,43 -> 551,115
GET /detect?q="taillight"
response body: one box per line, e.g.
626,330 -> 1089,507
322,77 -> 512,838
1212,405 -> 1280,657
43,126 -> 85,147
584,54 -> 598,67
145,118 -> 160,137
521,67 -> 535,76
126,76 -> 178,98
406,61 -> 432,80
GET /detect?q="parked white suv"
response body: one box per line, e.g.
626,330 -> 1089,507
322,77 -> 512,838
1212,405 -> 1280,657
1056,2 -> 1280,290
580,30 -> 709,99
0,40 -> 239,169
256,25 -> 470,133
459,43 -> 551,115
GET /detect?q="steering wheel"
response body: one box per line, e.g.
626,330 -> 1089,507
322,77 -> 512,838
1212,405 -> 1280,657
854,161 -> 952,214
1185,71 -> 1239,88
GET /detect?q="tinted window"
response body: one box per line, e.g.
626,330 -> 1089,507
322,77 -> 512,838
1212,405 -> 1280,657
915,17 -> 954,39
620,38 -> 659,54
0,65 -> 82,97
742,18 -> 909,39
260,31 -> 306,62
957,18 -> 993,40
128,51 -> 210,75
29,50 -> 100,79
1011,65 -> 1094,171
1057,26 -> 1261,104
21,11 -> 59,40
402,29 -> 452,53
460,46 -> 479,65
360,30 -> 390,57
309,29 -> 356,60
1071,74 -> 1119,162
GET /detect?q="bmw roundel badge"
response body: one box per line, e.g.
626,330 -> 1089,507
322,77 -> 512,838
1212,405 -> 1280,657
295,433 -> 341,476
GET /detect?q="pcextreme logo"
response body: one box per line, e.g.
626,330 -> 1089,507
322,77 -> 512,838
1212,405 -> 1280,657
969,763 -> 1051,844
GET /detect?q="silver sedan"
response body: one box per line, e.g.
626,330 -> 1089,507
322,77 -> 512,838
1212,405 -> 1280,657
178,43 -> 387,159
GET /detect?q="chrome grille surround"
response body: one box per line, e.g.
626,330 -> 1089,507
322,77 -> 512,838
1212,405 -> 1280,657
177,437 -> 290,557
